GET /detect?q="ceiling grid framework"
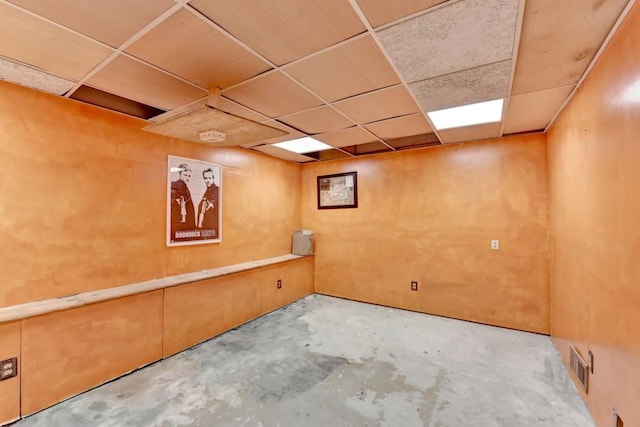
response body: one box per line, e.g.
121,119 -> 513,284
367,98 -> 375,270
0,0 -> 634,162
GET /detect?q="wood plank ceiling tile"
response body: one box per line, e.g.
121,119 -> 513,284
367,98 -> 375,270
376,0 -> 518,83
364,113 -> 432,139
189,0 -> 366,65
6,0 -> 175,48
126,9 -> 271,90
85,55 -> 207,110
222,71 -> 323,118
333,85 -> 420,125
438,122 -> 502,144
503,85 -> 574,134
512,0 -> 631,95
0,3 -> 113,81
355,0 -> 448,28
314,126 -> 378,148
279,105 -> 354,134
284,36 -> 400,102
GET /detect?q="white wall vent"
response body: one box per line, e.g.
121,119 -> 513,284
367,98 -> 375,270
569,345 -> 589,393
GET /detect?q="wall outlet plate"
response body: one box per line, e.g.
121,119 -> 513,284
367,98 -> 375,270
277,279 -> 282,289
0,357 -> 17,381
411,281 -> 418,291
491,239 -> 499,250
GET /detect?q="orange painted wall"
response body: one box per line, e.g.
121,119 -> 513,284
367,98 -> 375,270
21,292 -> 163,415
301,134 -> 550,334
164,257 -> 314,356
547,2 -> 640,426
0,321 -> 20,425
0,81 -> 301,307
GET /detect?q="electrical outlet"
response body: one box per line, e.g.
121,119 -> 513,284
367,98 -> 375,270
491,239 -> 499,250
411,281 -> 418,291
0,357 -> 17,381
277,279 -> 282,289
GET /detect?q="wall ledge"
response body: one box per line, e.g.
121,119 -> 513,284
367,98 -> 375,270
0,254 -> 309,324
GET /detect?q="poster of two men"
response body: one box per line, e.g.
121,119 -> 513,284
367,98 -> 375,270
167,155 -> 221,246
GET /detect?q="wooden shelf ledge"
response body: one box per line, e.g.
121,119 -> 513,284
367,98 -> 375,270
0,254 -> 309,324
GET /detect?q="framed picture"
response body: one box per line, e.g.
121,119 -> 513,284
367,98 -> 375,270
317,171 -> 358,209
167,155 -> 222,246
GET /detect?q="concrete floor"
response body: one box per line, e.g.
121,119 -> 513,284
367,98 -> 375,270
15,295 -> 594,427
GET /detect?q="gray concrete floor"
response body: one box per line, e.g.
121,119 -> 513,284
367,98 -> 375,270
14,295 -> 594,427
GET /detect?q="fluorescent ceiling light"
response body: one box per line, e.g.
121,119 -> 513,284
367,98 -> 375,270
273,137 -> 333,154
427,99 -> 504,130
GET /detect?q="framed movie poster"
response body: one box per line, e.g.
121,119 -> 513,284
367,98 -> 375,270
317,171 -> 358,209
167,155 -> 222,246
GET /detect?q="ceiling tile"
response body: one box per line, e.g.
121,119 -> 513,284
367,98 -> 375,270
503,85 -> 574,134
189,0 -> 366,66
439,122 -> 502,144
386,132 -> 441,149
252,144 -> 317,163
222,72 -> 323,118
284,36 -> 400,102
217,97 -> 267,123
349,141 -> 392,155
364,113 -> 432,139
0,3 -> 113,81
86,55 -> 207,110
307,149 -> 353,161
314,127 -> 378,148
279,106 -> 354,134
333,85 -> 420,124
355,0 -> 448,28
248,121 -> 306,147
0,56 -> 76,96
126,9 -> 271,90
512,0 -> 631,94
409,60 -> 511,112
6,0 -> 175,48
377,0 -> 518,83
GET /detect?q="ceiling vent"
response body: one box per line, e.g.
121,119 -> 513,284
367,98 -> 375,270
199,129 -> 226,143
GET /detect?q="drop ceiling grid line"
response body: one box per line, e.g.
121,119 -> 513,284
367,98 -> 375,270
118,51 -> 209,91
370,0 -> 465,32
221,32 -> 370,93
545,0 -> 637,133
182,4 -> 390,152
347,0 -> 444,145
62,2 -> 186,98
499,0 -> 526,137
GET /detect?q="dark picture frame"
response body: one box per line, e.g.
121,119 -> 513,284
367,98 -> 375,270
317,171 -> 358,209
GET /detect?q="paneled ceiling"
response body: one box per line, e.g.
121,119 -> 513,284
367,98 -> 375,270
0,0 -> 633,163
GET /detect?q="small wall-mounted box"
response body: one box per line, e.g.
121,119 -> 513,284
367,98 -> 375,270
292,230 -> 314,255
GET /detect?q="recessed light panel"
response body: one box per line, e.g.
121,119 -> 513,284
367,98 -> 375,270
273,137 -> 333,154
427,99 -> 504,130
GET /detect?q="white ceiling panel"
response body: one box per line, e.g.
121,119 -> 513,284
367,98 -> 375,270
439,122 -> 502,144
0,56 -> 76,96
410,60 -> 512,113
252,144 -> 317,162
504,85 -> 575,134
377,0 -> 519,83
